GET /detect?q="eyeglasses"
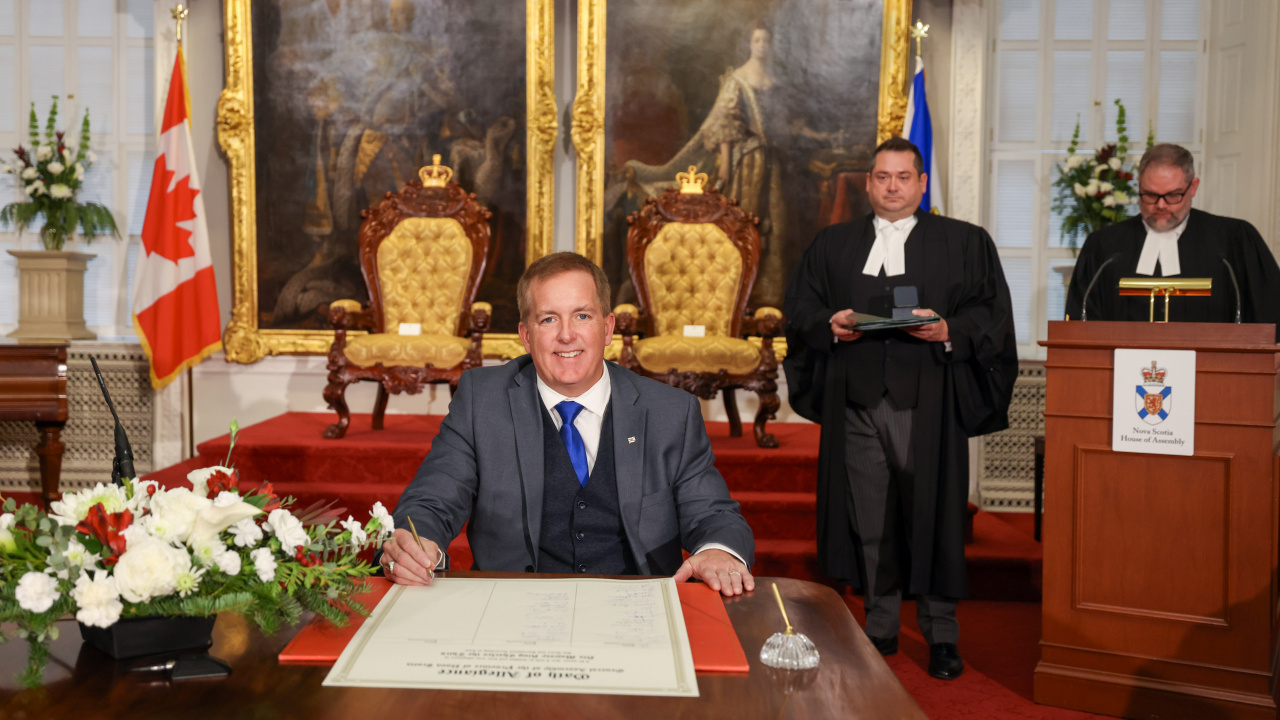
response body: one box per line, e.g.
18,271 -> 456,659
1138,186 -> 1191,205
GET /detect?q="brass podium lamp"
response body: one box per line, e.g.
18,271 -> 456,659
1117,278 -> 1212,322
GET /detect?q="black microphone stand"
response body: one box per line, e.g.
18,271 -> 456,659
89,356 -> 136,485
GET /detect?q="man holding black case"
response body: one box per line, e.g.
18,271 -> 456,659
784,138 -> 1017,680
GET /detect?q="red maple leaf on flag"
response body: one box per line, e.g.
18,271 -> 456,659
140,154 -> 200,263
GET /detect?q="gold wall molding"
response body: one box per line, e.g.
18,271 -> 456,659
217,0 -> 555,363
573,0 -> 607,264
878,0 -> 914,144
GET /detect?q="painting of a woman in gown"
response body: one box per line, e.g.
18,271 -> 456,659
608,21 -> 831,307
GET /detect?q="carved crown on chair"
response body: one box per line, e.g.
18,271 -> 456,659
676,165 -> 709,195
419,154 -> 453,188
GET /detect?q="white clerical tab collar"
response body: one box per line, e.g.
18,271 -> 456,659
864,214 -> 918,277
1135,216 -> 1189,276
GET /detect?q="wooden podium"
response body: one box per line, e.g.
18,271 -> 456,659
1036,321 -> 1280,719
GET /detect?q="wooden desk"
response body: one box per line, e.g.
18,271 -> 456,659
0,575 -> 925,719
0,341 -> 68,508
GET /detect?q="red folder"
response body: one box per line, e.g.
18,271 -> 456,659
278,578 -> 749,674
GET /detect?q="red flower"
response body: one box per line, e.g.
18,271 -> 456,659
206,469 -> 240,498
250,482 -> 281,513
75,504 -> 132,566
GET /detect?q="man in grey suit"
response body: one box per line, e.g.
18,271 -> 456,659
380,252 -> 756,596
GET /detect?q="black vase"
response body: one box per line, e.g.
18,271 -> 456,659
78,615 -> 216,659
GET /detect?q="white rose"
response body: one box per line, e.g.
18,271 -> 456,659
1073,182 -> 1087,198
1085,180 -> 1101,196
186,466 -> 235,498
49,482 -> 132,526
229,518 -> 264,548
264,509 -> 309,554
340,516 -> 368,548
250,547 -> 277,582
72,570 -> 123,628
1065,155 -> 1084,170
46,161 -> 64,174
113,537 -> 190,603
1102,195 -> 1117,207
147,487 -> 212,543
1099,181 -> 1114,194
1113,191 -> 1131,205
216,549 -> 242,576
19,167 -> 35,179
1108,157 -> 1123,170
35,145 -> 52,161
73,163 -> 84,180
0,512 -> 14,554
0,513 -> 13,532
48,183 -> 72,199
15,571 -> 60,613
370,502 -> 395,541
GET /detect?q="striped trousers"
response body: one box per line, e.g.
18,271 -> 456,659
844,400 -> 958,645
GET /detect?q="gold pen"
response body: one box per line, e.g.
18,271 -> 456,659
406,517 -> 434,580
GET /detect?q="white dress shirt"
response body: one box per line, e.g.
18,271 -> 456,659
863,214 -> 918,277
1135,217 -> 1189,276
536,363 -> 744,566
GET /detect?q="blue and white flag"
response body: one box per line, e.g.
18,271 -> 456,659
901,56 -> 944,214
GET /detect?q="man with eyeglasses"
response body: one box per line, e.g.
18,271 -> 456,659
1066,143 -> 1280,337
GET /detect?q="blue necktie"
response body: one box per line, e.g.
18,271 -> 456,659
555,400 -> 590,487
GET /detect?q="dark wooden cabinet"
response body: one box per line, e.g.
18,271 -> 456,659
0,341 -> 68,508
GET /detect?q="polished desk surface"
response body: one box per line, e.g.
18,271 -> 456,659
0,575 -> 926,719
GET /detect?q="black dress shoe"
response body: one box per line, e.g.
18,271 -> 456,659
928,642 -> 964,680
868,635 -> 898,657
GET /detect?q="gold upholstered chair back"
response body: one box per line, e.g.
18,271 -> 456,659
322,159 -> 493,439
374,217 -> 473,337
642,223 -> 744,338
617,171 -> 784,448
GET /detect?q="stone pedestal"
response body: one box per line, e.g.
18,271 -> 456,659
7,250 -> 97,342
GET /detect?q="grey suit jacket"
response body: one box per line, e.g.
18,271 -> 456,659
392,356 -> 755,574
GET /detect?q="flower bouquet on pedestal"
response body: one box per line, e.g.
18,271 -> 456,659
1051,99 -> 1154,253
0,95 -> 118,250
0,426 -> 392,687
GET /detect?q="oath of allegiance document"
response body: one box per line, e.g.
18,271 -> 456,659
322,577 -> 699,697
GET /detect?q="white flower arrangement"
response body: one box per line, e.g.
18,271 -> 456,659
1,422 -> 392,687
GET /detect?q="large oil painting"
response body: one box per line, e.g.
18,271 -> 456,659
220,0 -> 555,362
575,0 -> 910,311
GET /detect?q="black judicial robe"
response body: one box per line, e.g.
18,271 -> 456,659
783,211 -> 1018,598
1065,210 -> 1280,340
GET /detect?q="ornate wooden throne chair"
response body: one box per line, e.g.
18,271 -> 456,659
323,156 -> 491,439
615,166 -> 784,448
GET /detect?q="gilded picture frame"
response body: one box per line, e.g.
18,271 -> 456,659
575,0 -> 913,313
218,0 -> 556,363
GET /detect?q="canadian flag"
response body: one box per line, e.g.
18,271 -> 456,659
133,48 -> 221,389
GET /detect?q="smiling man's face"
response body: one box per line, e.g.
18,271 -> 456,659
518,270 -> 615,397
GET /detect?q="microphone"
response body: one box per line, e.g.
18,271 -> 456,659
1221,257 -> 1242,323
90,356 -> 136,485
1080,253 -> 1121,321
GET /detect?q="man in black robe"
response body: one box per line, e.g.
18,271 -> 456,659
784,138 -> 1017,680
1066,143 -> 1280,338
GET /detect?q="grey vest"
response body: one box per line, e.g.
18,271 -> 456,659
537,402 -> 636,575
